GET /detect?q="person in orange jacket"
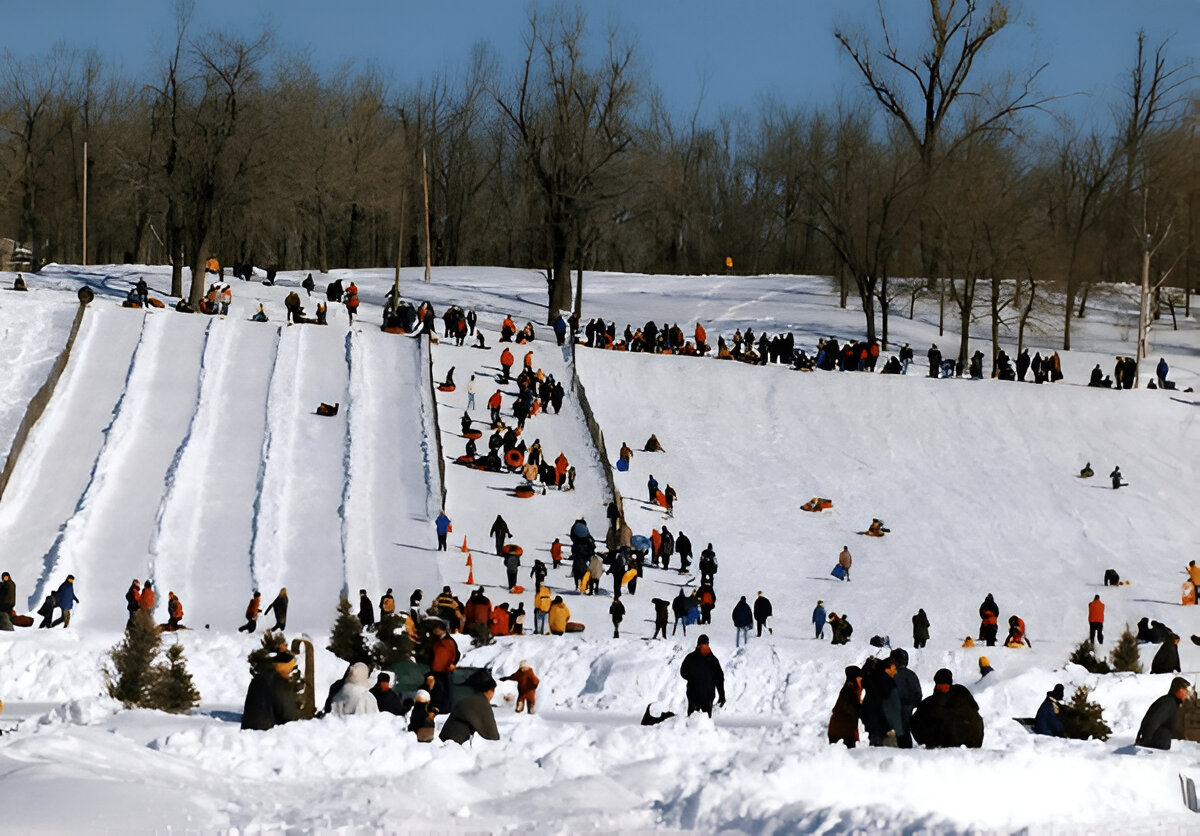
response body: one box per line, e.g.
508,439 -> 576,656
549,538 -> 563,569
239,591 -> 261,633
166,591 -> 184,630
501,661 -> 540,714
548,596 -> 570,635
523,350 -> 534,371
554,452 -> 569,489
499,348 -> 514,382
489,604 -> 510,637
139,580 -> 156,612
1088,595 -> 1105,644
429,620 -> 459,713
488,389 -> 503,425
500,315 -> 516,342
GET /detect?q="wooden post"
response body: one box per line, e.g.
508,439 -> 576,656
391,187 -> 406,315
422,148 -> 432,284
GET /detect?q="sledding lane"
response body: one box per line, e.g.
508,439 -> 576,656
148,319 -> 282,629
248,323 -> 349,629
342,330 -> 442,603
0,305 -> 147,610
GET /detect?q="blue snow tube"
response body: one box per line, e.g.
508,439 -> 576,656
616,457 -> 630,472
631,535 -> 652,553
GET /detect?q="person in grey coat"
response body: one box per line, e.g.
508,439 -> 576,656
890,648 -> 923,748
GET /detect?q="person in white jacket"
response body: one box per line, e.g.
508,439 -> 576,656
329,662 -> 379,716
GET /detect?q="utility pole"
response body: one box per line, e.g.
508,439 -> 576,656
390,187 -> 406,315
81,141 -> 88,266
1135,232 -> 1151,388
422,148 -> 432,284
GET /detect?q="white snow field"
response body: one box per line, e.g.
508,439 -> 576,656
0,263 -> 1197,834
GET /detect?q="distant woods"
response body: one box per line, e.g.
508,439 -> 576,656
0,1 -> 1196,340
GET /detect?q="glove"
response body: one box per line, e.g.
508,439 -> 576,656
718,696 -> 726,707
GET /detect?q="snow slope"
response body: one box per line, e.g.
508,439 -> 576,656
0,264 -> 1197,834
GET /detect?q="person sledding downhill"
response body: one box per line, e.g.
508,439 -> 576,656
862,519 -> 890,537
801,497 -> 833,512
1004,615 -> 1031,648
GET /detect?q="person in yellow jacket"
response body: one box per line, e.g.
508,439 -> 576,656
534,586 -> 552,634
548,596 -> 570,635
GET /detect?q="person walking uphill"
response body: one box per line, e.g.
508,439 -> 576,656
732,596 -> 754,647
52,575 -> 78,628
812,600 -> 827,639
978,593 -> 999,647
837,546 -> 852,581
912,608 -> 930,648
680,634 -> 726,716
490,514 -> 512,556
1088,595 -> 1105,644
435,510 -> 451,551
264,588 -> 288,632
754,591 -> 773,637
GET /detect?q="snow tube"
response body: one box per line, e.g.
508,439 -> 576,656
631,535 -> 652,553
122,300 -> 143,309
502,544 -> 523,558
147,297 -> 165,308
438,384 -> 456,392
381,325 -> 409,334
463,429 -> 482,440
578,571 -> 591,593
456,455 -> 476,464
514,485 -> 536,498
565,622 -> 586,633
621,568 -> 638,588
505,449 -> 525,469
655,490 -> 667,507
616,457 -> 629,472
510,585 -> 525,595
10,614 -> 33,628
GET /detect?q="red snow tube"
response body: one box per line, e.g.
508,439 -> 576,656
381,325 -> 409,334
502,544 -> 523,557
505,449 -> 525,469
463,429 -> 482,440
438,384 -> 456,392
456,455 -> 475,464
514,485 -> 536,498
565,622 -> 586,633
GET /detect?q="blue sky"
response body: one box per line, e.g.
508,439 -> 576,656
10,1 -> 1199,122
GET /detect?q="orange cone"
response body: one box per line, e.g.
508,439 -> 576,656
466,553 -> 473,567
467,566 -> 474,585
460,536 -> 469,552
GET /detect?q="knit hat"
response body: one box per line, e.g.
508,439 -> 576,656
934,668 -> 953,686
697,634 -> 710,646
979,656 -> 991,667
890,648 -> 909,667
1171,677 -> 1193,694
519,660 -> 531,670
414,689 -> 430,702
1049,683 -> 1065,700
845,665 -> 862,681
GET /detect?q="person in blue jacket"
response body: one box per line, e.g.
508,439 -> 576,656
812,599 -> 827,639
434,510 -> 451,551
1034,684 -> 1065,736
52,574 -> 78,628
1156,357 -> 1169,388
732,595 -> 754,647
647,474 -> 659,504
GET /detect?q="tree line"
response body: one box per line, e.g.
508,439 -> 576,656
0,1 -> 1196,359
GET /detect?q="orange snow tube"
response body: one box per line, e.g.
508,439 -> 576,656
437,384 -> 456,392
463,429 -> 482,440
505,449 -> 525,469
514,484 -> 536,498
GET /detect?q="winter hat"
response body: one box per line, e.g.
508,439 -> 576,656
934,668 -> 953,686
414,689 -> 430,702
519,660 -> 531,670
845,665 -> 862,681
979,656 -> 991,668
377,672 -> 391,683
1171,677 -> 1193,694
1049,684 -> 1065,701
466,669 -> 497,692
890,648 -> 909,667
696,634 -> 710,646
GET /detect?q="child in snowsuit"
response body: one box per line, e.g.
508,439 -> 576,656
501,661 -> 539,714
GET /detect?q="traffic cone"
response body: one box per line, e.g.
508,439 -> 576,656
460,536 -> 469,553
467,565 -> 474,585
465,553 -> 473,567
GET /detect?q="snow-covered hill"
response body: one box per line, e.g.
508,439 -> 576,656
0,263 -> 1197,833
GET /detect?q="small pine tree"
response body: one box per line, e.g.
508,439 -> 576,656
248,630 -> 289,678
1109,625 -> 1143,673
1059,685 -> 1112,741
372,613 -> 414,669
106,609 -> 163,706
1069,639 -> 1111,674
149,643 -> 200,713
328,596 -> 368,663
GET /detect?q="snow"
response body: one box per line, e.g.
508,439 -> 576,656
0,263 -> 1197,833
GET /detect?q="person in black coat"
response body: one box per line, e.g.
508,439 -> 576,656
1151,634 -> 1181,674
861,657 -> 903,746
358,589 -> 375,629
490,514 -> 512,555
370,673 -> 412,716
1016,348 -> 1030,382
912,609 -> 930,649
241,652 -> 302,730
1137,677 -> 1193,750
610,595 -> 625,638
753,591 -> 773,637
978,594 -> 999,647
675,532 -> 693,573
927,345 -> 941,378
911,668 -> 984,748
890,649 -> 923,748
264,588 -> 288,631
680,634 -> 726,716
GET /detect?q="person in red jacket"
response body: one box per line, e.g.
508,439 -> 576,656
429,620 -> 459,713
1088,595 -> 1105,644
501,661 -> 540,714
554,452 -> 569,489
166,591 -> 184,630
499,348 -> 514,382
550,537 -> 563,568
487,389 -> 503,425
139,580 -> 156,613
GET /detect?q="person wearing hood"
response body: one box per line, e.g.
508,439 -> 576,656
812,600 -> 827,639
370,672 -> 412,716
680,634 -> 726,716
911,669 -> 985,748
441,669 -> 501,744
501,661 -> 540,714
408,690 -> 438,742
358,589 -> 375,629
861,657 -> 902,747
1034,684 -> 1066,737
548,596 -> 571,635
264,588 -> 288,631
828,665 -> 863,748
912,608 -> 930,649
753,591 -> 773,637
1137,677 -> 1193,750
1151,633 -> 1182,674
241,652 -> 302,730
978,593 -> 999,646
891,649 -> 923,748
329,662 -> 379,716
490,514 -> 512,555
